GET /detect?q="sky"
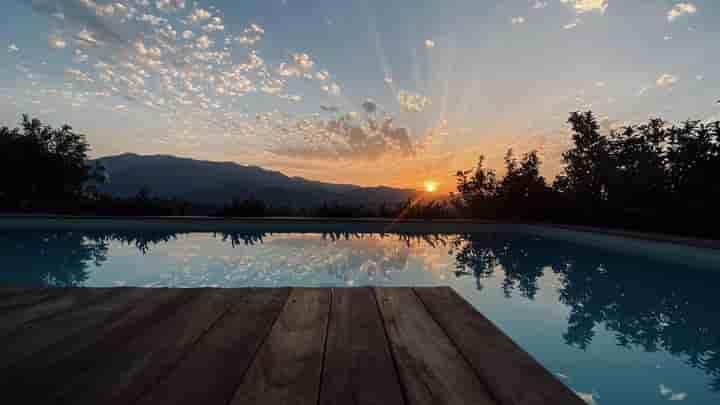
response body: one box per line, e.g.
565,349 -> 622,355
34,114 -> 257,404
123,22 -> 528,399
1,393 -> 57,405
1,0 -> 718,192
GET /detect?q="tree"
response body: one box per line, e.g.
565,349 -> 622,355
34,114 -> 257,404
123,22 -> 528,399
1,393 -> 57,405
453,155 -> 499,218
0,115 -> 104,204
555,111 -> 611,208
498,149 -> 548,218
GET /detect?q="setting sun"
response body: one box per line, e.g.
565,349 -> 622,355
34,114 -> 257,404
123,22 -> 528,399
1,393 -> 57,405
424,180 -> 438,193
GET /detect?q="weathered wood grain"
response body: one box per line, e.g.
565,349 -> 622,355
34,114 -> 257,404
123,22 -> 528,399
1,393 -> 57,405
375,287 -> 497,405
319,287 -> 406,405
46,288 -> 248,405
229,288 -> 330,405
415,287 -> 585,405
0,288 -> 114,337
0,288 -> 198,402
0,288 -> 64,312
0,287 -> 587,405
136,288 -> 291,405
0,287 -> 153,369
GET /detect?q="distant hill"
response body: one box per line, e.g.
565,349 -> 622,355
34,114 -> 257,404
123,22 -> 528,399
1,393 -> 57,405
94,153 -> 417,208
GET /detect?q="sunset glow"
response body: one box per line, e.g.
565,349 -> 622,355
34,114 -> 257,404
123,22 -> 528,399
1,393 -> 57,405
0,1 -> 717,191
424,180 -> 438,193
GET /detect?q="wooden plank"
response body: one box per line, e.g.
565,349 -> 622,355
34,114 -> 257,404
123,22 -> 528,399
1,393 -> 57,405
229,288 -> 330,405
136,288 -> 291,405
0,288 -> 198,401
0,288 -> 115,337
0,288 -> 65,312
0,287 -> 154,369
45,288 -> 250,405
375,288 -> 497,405
415,287 -> 585,405
319,288 -> 406,405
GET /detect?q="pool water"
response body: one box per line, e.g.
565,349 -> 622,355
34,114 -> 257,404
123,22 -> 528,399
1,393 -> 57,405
2,229 -> 719,404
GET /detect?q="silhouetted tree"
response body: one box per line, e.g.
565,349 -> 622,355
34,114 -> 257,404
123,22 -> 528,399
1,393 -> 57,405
0,115 -> 105,206
554,111 -> 612,210
453,155 -> 499,218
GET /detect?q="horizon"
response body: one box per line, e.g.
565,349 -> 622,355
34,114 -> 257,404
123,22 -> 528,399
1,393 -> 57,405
2,1 -> 719,193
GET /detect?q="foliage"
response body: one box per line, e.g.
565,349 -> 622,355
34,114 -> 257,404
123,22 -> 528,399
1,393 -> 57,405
0,115 -> 105,205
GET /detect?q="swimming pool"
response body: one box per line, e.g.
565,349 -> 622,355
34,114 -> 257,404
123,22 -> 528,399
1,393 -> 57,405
1,220 -> 719,404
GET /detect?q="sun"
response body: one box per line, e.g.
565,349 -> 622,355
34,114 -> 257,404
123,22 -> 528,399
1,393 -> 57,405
424,180 -> 438,193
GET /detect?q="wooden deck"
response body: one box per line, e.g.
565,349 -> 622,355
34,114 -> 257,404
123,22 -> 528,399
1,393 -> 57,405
0,287 -> 584,405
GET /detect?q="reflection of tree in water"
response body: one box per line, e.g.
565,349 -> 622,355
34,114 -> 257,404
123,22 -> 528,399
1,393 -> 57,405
4,229 -> 718,390
215,232 -> 267,247
88,231 -> 179,254
451,233 -> 549,299
450,233 -> 720,391
0,231 -> 108,287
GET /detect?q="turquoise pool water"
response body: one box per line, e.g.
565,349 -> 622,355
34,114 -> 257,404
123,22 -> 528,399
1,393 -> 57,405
1,227 -> 719,404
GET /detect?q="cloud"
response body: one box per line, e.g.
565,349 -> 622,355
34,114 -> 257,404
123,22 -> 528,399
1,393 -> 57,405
668,3 -> 697,21
22,1 -> 130,45
321,83 -> 341,96
74,28 -> 101,48
511,16 -> 526,24
48,35 -> 67,49
574,391 -> 598,405
188,7 -> 212,23
561,0 -> 608,14
8,43 -> 19,52
563,19 -> 581,29
656,73 -> 678,87
398,90 -> 430,112
424,39 -> 435,49
660,384 -> 688,401
272,115 -> 415,161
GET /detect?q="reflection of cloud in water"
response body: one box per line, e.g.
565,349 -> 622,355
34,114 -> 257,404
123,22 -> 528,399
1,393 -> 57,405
2,230 -> 720,395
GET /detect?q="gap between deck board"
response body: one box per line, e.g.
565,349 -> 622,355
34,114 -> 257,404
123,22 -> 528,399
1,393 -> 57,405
0,287 -> 584,405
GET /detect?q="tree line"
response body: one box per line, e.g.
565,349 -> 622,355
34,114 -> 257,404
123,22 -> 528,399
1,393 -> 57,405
2,112 -> 719,237
452,111 -> 720,237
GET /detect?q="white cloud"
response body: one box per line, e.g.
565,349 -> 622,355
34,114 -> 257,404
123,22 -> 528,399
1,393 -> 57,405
48,35 -> 67,49
668,3 -> 697,21
425,39 -> 435,49
8,44 -> 19,52
575,391 -> 598,405
656,73 -> 678,87
511,17 -> 526,24
669,392 -> 688,401
561,0 -> 608,14
74,29 -> 101,48
398,90 -> 430,112
660,384 -> 688,401
188,7 -> 212,23
195,35 -> 213,49
140,14 -> 166,26
564,19 -> 581,29
321,82 -> 341,96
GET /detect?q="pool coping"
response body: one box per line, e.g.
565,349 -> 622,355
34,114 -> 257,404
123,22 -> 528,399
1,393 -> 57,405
1,215 -> 719,251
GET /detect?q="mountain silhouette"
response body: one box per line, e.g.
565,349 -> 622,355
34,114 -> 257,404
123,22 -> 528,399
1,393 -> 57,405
94,153 -> 416,208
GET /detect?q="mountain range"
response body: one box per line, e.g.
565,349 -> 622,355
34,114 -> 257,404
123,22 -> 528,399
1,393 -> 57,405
94,153 -> 417,208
